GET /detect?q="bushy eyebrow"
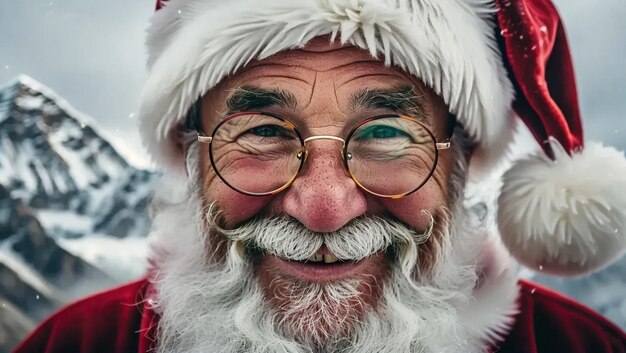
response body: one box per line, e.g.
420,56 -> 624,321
225,86 -> 297,114
349,86 -> 426,118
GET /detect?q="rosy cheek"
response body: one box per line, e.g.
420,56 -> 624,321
219,157 -> 292,195
209,183 -> 273,227
201,152 -> 274,227
379,182 -> 446,230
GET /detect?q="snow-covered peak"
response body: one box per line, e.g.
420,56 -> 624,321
0,77 -> 154,349
0,75 -> 158,238
0,75 -> 100,130
1,75 -> 129,192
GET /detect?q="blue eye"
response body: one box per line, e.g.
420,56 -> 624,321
249,125 -> 282,137
356,125 -> 410,140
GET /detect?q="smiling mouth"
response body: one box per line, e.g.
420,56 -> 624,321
255,246 -> 377,282
302,246 -> 344,264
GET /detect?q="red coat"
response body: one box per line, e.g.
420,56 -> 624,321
13,278 -> 626,353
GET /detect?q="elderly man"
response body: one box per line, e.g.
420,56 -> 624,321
13,0 -> 626,352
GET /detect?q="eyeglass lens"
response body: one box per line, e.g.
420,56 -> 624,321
210,114 -> 302,195
209,114 -> 437,197
345,116 -> 437,197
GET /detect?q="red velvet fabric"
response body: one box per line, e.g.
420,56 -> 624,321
12,279 -> 159,353
495,0 -> 583,158
12,278 -> 626,353
492,281 -> 626,353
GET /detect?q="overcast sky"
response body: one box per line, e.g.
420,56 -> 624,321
1,0 -> 625,168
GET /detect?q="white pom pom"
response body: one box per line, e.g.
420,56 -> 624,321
497,138 -> 626,276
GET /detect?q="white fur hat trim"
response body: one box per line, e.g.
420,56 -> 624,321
138,0 -> 515,175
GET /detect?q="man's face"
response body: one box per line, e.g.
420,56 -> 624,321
195,38 -> 455,341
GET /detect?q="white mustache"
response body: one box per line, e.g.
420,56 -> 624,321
213,212 -> 434,262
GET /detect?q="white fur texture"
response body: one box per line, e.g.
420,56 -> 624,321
139,0 -> 515,175
498,138 -> 626,276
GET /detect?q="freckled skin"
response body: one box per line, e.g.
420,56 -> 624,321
194,37 -> 457,330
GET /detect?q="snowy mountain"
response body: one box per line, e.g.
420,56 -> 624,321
0,75 -> 157,238
0,183 -> 116,351
0,75 -> 157,351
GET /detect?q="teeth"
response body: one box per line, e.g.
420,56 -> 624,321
308,254 -> 323,262
306,253 -> 340,264
323,254 -> 339,264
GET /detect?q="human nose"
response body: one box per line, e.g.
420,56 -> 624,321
282,139 -> 368,233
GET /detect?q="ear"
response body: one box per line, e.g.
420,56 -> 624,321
170,126 -> 197,179
449,119 -> 474,166
173,98 -> 204,177
445,113 -> 457,139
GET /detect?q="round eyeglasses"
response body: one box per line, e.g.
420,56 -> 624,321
197,112 -> 451,199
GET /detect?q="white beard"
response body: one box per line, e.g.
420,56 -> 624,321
147,139 -> 519,353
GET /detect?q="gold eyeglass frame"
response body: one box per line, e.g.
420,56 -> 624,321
197,112 -> 452,199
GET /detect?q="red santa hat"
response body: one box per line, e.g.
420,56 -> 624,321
139,0 -> 626,277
